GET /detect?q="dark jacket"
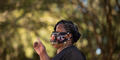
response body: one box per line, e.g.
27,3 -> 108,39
52,45 -> 86,60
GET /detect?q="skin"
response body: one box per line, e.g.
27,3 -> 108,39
33,24 -> 73,60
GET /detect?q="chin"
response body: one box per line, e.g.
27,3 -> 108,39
52,44 -> 59,49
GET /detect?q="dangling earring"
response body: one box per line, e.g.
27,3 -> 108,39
64,41 -> 67,44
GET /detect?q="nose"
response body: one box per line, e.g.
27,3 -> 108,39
50,35 -> 55,42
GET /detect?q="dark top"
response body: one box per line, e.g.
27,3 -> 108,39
52,45 -> 86,60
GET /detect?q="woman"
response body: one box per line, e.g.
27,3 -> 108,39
34,20 -> 86,60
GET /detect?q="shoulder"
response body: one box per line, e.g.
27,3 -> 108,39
52,45 -> 86,60
63,46 -> 86,60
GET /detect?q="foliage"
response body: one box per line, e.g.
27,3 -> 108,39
0,0 -> 120,60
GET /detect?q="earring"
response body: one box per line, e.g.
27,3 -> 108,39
64,42 -> 66,44
68,38 -> 70,40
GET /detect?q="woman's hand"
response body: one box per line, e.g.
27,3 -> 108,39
33,38 -> 46,56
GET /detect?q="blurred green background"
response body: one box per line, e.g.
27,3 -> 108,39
0,0 -> 120,60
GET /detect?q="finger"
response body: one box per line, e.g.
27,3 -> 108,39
37,38 -> 43,45
37,38 -> 46,50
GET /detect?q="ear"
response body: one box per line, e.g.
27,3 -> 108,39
65,34 -> 73,44
68,33 -> 72,38
65,33 -> 72,39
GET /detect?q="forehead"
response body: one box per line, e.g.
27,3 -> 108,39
56,24 -> 66,32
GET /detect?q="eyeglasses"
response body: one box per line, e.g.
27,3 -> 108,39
52,31 -> 70,35
50,31 -> 71,44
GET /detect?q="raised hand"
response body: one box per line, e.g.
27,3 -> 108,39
33,38 -> 46,56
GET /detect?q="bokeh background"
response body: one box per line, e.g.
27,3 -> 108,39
0,0 -> 120,60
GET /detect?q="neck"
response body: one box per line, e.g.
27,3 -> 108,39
57,44 -> 72,54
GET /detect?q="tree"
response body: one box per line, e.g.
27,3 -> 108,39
0,0 -> 120,60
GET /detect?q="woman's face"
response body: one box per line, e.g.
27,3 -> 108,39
52,24 -> 66,48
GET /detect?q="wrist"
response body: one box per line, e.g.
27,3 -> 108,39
39,50 -> 47,56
